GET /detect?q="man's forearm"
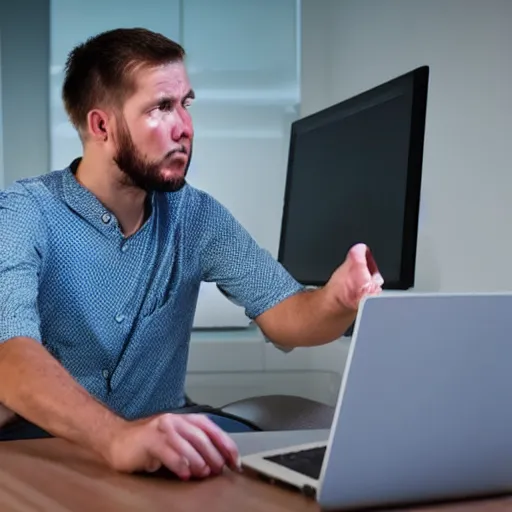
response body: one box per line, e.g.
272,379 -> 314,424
0,337 -> 125,460
255,288 -> 356,348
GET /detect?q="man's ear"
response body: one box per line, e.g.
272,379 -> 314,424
87,109 -> 110,142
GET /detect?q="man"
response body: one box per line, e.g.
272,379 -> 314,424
0,28 -> 383,480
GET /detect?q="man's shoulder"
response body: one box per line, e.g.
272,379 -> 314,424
161,183 -> 228,217
1,169 -> 66,200
0,169 -> 66,220
0,179 -> 39,210
158,184 -> 240,244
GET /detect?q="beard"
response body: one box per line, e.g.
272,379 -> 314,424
113,118 -> 192,193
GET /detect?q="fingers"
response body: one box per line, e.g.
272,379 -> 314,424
148,437 -> 192,479
367,257 -> 384,287
153,414 -> 240,480
363,281 -> 382,296
348,243 -> 368,264
364,246 -> 379,276
186,414 -> 240,471
174,420 -> 226,475
360,277 -> 383,296
349,243 -> 384,289
156,415 -> 209,479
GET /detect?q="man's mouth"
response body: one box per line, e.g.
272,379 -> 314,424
169,145 -> 188,157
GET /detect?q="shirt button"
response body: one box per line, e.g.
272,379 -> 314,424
102,369 -> 109,379
101,213 -> 111,224
115,314 -> 126,323
121,244 -> 128,253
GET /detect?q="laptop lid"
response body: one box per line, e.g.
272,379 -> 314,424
318,292 -> 512,510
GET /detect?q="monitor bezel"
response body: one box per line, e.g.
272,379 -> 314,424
277,66 -> 430,289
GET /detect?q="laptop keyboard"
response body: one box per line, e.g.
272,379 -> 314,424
264,446 -> 326,480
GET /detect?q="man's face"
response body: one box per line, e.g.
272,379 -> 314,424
112,61 -> 194,193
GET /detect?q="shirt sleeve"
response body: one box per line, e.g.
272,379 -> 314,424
0,184 -> 46,344
199,192 -> 305,321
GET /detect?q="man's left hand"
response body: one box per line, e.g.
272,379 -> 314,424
325,243 -> 384,312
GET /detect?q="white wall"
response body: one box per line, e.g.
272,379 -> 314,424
313,0 -> 512,294
188,0 -> 512,406
188,1 -> 350,407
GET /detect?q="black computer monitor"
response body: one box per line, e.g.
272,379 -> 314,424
278,66 -> 429,290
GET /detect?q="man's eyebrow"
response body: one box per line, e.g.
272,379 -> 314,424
154,89 -> 195,105
184,89 -> 195,101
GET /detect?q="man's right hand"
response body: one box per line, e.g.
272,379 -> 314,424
0,338 -> 239,480
106,413 -> 241,479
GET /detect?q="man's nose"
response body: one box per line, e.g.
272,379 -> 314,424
171,111 -> 193,142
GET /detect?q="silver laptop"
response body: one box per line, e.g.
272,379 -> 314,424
242,292 -> 512,510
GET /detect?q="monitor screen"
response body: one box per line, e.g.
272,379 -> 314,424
278,66 -> 429,289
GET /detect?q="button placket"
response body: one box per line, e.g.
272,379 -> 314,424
102,368 -> 112,393
115,313 -> 126,323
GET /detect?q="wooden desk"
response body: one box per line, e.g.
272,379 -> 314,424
0,437 -> 511,512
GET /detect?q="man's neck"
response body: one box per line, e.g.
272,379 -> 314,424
74,156 -> 148,238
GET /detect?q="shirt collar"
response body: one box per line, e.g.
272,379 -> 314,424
61,158 -> 124,237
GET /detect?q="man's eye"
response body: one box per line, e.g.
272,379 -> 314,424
158,100 -> 172,111
183,99 -> 194,109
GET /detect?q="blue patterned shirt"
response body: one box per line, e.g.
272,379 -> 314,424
0,160 -> 303,420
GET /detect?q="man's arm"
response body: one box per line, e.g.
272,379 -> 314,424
0,188 -> 121,454
199,193 -> 306,325
255,244 -> 383,348
255,287 -> 355,347
0,336 -> 125,459
0,187 -> 240,478
197,192 -> 384,349
0,336 -> 240,477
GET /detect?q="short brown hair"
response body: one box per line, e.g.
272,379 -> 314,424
62,27 -> 185,134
